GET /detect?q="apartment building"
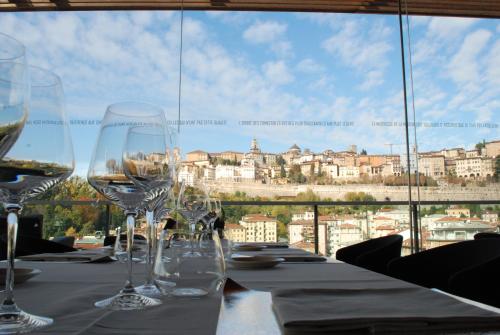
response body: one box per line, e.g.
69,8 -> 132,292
446,207 -> 471,218
428,216 -> 494,248
328,223 -> 363,256
456,157 -> 495,178
224,223 -> 246,242
418,155 -> 445,178
239,214 -> 278,243
484,140 -> 500,158
288,219 -> 327,255
186,150 -> 210,162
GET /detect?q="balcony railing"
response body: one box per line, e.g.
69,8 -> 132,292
24,199 -> 500,255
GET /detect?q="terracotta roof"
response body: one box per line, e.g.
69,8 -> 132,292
436,216 -> 466,222
289,220 -> 313,225
226,223 -> 245,230
241,214 -> 277,222
376,225 -> 396,230
374,216 -> 393,221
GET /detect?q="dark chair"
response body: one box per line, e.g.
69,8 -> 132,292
449,256 -> 500,308
387,239 -> 500,291
52,236 -> 75,248
0,234 -> 76,260
103,234 -> 146,247
336,235 -> 403,274
474,232 -> 500,240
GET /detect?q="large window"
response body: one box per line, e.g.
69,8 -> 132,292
1,10 -> 497,252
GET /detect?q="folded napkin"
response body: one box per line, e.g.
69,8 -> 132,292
259,253 -> 326,262
19,250 -> 114,263
272,287 -> 500,334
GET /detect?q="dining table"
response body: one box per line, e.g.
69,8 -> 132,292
3,246 -> 500,335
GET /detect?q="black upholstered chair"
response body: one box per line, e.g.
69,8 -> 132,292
103,234 -> 146,247
387,239 -> 500,291
449,255 -> 500,308
0,234 -> 76,260
474,232 -> 500,240
336,234 -> 403,274
52,236 -> 76,248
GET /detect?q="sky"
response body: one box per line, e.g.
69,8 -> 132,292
0,11 -> 499,176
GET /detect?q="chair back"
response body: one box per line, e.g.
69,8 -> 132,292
52,236 -> 76,248
0,234 -> 76,260
103,234 -> 146,247
336,234 -> 403,274
449,255 -> 500,308
474,232 -> 500,240
388,239 -> 500,291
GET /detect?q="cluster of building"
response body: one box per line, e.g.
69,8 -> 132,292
224,206 -> 499,256
178,139 -> 499,185
415,142 -> 499,179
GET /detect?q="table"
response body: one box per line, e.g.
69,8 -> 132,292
4,249 -> 500,334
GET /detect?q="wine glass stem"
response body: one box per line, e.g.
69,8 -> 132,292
189,220 -> 196,254
145,210 -> 155,285
124,213 -> 135,293
3,205 -> 21,306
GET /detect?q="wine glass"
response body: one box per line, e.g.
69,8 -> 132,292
87,102 -> 165,310
177,185 -> 209,244
154,229 -> 225,297
0,66 -> 74,333
123,124 -> 171,298
0,32 -> 29,159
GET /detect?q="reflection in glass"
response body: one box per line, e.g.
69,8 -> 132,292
0,66 -> 74,333
0,32 -> 29,159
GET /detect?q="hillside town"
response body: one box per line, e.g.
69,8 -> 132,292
224,206 -> 500,256
178,138 -> 500,186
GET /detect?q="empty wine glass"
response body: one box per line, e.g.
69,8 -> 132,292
0,66 -> 74,333
0,32 -> 29,159
177,186 -> 209,257
87,102 -> 165,310
123,124 -> 172,298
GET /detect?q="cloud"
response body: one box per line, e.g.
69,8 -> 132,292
447,29 -> 491,85
242,20 -> 292,57
296,58 -> 324,74
262,61 -> 294,86
322,19 -> 393,89
243,20 -> 287,44
427,17 -> 477,40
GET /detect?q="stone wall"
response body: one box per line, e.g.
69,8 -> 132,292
207,181 -> 500,201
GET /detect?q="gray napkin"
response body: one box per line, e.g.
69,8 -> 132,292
19,250 -> 113,263
272,287 -> 500,334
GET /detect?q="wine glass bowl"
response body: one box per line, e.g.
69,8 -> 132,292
0,33 -> 29,160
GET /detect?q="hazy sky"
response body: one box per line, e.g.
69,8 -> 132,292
1,11 -> 499,175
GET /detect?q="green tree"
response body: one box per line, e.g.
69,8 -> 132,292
475,140 -> 486,151
289,165 -> 306,184
360,149 -> 367,155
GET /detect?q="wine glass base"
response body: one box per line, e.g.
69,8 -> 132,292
172,288 -> 208,297
135,284 -> 162,298
0,304 -> 53,334
94,292 -> 161,310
